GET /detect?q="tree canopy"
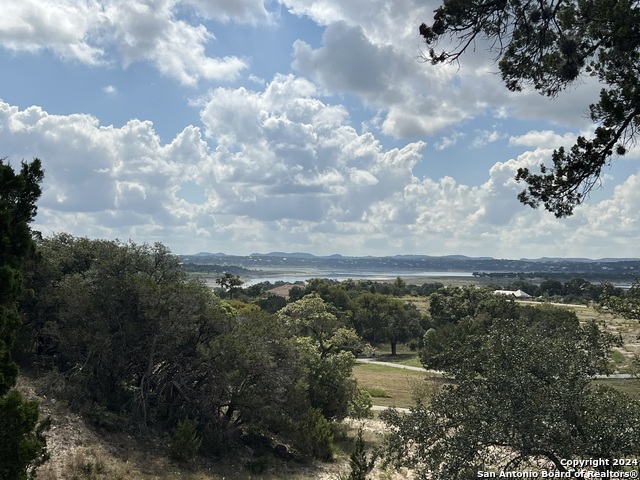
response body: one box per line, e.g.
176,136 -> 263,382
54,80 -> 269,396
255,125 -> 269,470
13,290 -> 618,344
420,0 -> 640,217
381,304 -> 640,478
354,293 -> 423,356
278,294 -> 365,420
421,286 -> 518,371
20,237 -> 370,462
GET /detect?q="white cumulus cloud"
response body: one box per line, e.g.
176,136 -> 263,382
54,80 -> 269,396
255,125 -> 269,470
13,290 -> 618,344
0,0 -> 252,86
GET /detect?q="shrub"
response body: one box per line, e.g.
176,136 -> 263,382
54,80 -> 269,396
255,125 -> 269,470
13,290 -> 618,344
408,376 -> 444,406
200,420 -> 236,457
346,427 -> 377,480
0,390 -> 50,480
349,388 -> 373,420
63,449 -> 107,480
245,454 -> 273,474
363,386 -> 387,398
169,418 -> 202,462
293,408 -> 335,461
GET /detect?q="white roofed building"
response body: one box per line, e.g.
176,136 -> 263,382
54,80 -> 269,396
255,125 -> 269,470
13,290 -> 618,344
494,289 -> 532,298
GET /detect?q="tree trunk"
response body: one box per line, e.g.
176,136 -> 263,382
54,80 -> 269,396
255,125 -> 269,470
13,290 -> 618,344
391,341 -> 397,356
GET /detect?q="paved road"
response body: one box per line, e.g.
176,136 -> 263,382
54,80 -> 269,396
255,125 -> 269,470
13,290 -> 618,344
371,405 -> 410,413
595,373 -> 636,379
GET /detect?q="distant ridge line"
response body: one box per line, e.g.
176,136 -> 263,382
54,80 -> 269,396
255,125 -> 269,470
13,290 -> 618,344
185,252 -> 640,262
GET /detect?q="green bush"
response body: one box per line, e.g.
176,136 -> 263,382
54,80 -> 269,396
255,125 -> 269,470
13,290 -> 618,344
346,427 -> 377,480
0,389 -> 50,480
245,454 -> 274,474
349,387 -> 373,420
363,386 -> 387,398
169,418 -> 202,462
293,408 -> 335,461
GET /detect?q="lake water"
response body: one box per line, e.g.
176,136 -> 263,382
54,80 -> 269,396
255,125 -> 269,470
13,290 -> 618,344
240,271 -> 474,286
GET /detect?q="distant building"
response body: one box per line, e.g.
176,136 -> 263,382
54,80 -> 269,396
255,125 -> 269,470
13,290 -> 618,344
494,289 -> 532,298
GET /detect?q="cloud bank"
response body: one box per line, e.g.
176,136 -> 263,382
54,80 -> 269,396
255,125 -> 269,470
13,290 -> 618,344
1,73 -> 637,257
0,0 -> 637,258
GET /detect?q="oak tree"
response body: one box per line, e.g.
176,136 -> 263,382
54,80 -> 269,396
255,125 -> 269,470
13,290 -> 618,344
354,293 -> 423,356
278,294 -> 364,419
420,0 -> 640,217
381,304 -> 640,479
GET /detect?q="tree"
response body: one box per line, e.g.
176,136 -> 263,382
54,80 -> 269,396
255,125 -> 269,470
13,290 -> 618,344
391,276 -> 409,296
256,293 -> 287,313
562,277 -> 595,302
25,237 -> 213,419
278,293 -> 362,358
343,426 -> 377,480
421,286 -> 519,371
24,235 -> 331,458
538,278 -> 564,297
425,285 -> 518,329
420,0 -> 640,217
278,294 -> 364,420
195,307 -> 308,443
0,157 -> 48,480
355,293 -> 423,355
381,304 -> 640,479
302,278 -> 355,313
1,158 -> 43,393
216,272 -> 243,298
600,280 -> 640,321
417,282 -> 444,296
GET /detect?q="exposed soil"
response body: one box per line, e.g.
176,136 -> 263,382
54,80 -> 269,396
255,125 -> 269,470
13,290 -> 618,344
16,374 -> 411,480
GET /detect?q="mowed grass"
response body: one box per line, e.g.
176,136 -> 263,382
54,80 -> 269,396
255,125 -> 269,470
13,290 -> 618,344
355,362 -> 640,414
358,303 -> 640,410
373,352 -> 423,368
594,378 -> 640,400
352,363 -> 442,409
371,342 -> 423,368
369,341 -> 423,368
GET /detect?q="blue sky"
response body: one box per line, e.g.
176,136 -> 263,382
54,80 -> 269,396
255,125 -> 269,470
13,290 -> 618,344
0,0 -> 638,258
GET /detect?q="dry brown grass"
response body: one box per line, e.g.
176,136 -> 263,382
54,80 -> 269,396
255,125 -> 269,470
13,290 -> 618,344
567,304 -> 640,373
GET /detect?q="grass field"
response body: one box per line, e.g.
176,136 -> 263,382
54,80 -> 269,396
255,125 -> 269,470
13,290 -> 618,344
352,363 -> 442,409
372,352 -> 423,368
370,342 -> 423,368
357,300 -> 640,409
354,362 -> 640,410
594,377 -> 640,400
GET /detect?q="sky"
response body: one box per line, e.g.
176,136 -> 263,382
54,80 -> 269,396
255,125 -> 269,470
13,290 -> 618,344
0,0 -> 638,259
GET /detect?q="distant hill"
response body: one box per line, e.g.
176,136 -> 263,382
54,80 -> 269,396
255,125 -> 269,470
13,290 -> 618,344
441,254 -> 496,261
520,257 -> 640,263
186,252 -> 639,263
179,252 -> 640,282
249,252 -> 317,258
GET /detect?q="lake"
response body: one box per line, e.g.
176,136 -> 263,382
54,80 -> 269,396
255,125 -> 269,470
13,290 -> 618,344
240,271 -> 474,286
